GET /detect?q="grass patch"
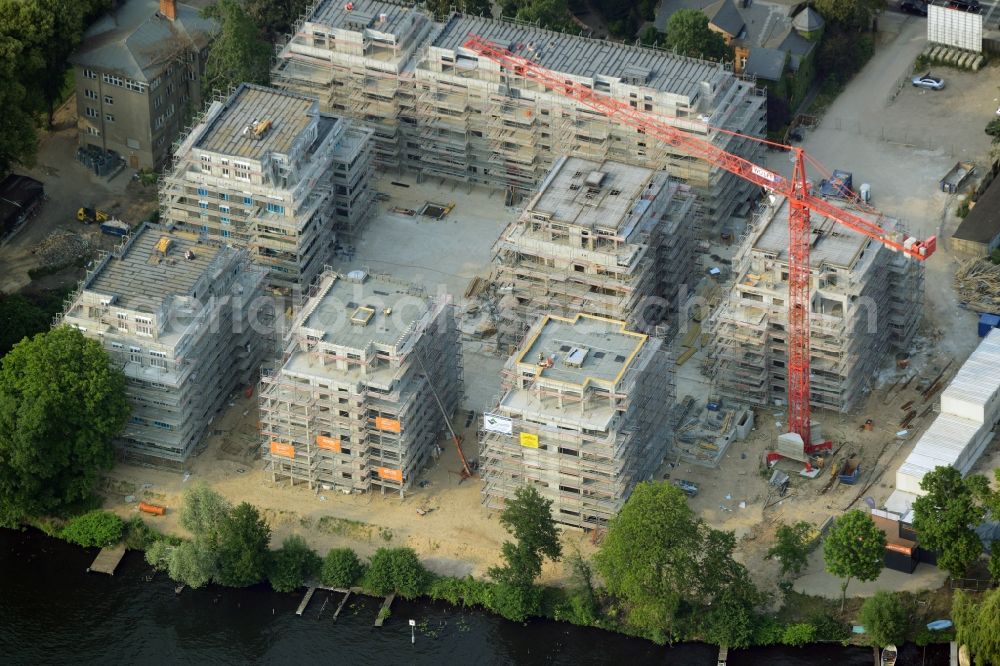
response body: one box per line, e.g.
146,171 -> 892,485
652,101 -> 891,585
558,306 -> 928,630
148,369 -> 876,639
316,516 -> 374,540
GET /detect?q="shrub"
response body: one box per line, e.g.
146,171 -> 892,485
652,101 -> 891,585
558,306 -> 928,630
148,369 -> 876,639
267,535 -> 322,593
487,580 -> 542,622
810,613 -> 850,642
123,516 -> 159,551
321,548 -> 364,588
781,623 -> 817,646
859,591 -> 909,647
363,547 -> 428,598
427,575 -> 492,608
61,510 -> 123,548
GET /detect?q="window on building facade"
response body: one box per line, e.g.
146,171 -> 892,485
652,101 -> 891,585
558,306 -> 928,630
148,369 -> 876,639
219,192 -> 229,201
103,95 -> 114,105
86,107 -> 98,118
102,73 -> 123,87
222,229 -> 231,238
135,316 -> 152,337
84,69 -> 97,79
220,216 -> 230,224
220,205 -> 229,213
149,350 -> 166,368
87,126 -> 100,136
129,346 -> 142,363
105,114 -> 114,122
266,202 -> 285,215
197,187 -> 208,196
234,163 -> 251,182
198,200 -> 208,209
84,89 -> 97,100
243,196 -> 252,205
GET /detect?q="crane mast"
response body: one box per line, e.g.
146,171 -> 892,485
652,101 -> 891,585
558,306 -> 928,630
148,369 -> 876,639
464,35 -> 936,447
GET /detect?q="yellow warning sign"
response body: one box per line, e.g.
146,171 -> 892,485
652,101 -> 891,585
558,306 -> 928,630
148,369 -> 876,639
519,432 -> 539,448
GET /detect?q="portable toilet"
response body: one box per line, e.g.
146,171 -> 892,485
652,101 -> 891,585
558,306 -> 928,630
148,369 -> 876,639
859,183 -> 871,203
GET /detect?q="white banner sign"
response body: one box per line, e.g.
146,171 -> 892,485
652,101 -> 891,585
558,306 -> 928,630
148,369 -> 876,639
483,413 -> 513,435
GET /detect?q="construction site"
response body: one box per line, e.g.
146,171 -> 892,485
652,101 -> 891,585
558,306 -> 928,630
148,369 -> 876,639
159,84 -> 376,295
60,223 -> 267,464
84,5 -> 1000,606
259,268 -> 462,494
271,1 -> 766,231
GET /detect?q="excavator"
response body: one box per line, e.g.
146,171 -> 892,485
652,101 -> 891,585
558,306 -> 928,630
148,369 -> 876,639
77,206 -> 109,225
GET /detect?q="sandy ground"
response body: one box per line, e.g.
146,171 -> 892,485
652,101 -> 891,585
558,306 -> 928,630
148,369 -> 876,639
96,14 -> 996,598
0,97 -> 158,294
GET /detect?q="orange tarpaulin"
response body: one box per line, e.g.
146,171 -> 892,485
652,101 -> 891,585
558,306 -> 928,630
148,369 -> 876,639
374,416 -> 401,433
316,435 -> 341,452
270,441 -> 295,458
377,467 -> 403,482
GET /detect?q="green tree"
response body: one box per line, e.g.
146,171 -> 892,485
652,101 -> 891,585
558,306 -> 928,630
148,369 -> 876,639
321,547 -> 365,588
595,482 -> 760,643
0,327 -> 128,526
179,483 -> 232,544
823,510 -> 886,611
859,591 -> 908,647
202,0 -> 271,96
816,27 -> 874,85
665,9 -> 729,62
215,502 -> 271,587
267,534 -> 321,593
425,0 -> 491,20
487,485 -> 562,622
61,509 -> 123,547
767,521 -> 813,577
912,466 -> 988,580
0,294 -> 49,357
515,0 -> 570,31
243,0 -> 308,41
364,547 -> 428,598
953,588 -> 1000,666
813,0 -> 886,31
147,538 -> 218,589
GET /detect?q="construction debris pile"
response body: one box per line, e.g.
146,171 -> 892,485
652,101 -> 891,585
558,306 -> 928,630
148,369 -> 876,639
33,231 -> 95,268
671,396 -> 754,467
954,258 -> 1000,312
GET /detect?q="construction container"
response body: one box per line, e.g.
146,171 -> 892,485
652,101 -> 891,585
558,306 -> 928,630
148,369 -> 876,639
838,459 -> 861,485
977,313 -> 1000,337
138,502 -> 166,516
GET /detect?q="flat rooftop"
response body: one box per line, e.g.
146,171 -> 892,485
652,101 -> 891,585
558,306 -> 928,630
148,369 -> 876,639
195,84 -> 316,160
528,157 -> 657,233
435,14 -> 724,100
301,272 -> 430,354
308,0 -> 416,36
517,314 -> 646,389
87,225 -> 225,311
752,196 -> 895,270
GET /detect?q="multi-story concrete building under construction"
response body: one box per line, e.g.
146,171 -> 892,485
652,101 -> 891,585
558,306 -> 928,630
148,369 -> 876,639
479,313 -> 673,528
259,269 -> 461,494
272,2 -> 766,229
59,224 -> 267,464
159,84 -> 375,295
705,196 -> 924,413
491,156 -> 697,350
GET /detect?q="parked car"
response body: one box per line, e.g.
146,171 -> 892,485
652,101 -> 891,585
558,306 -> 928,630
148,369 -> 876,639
672,479 -> 699,498
900,1 -> 928,16
912,73 -> 945,90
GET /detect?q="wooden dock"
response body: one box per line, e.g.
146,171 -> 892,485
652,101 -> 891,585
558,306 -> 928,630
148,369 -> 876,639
374,593 -> 395,627
296,586 -> 317,616
332,590 -> 352,623
88,544 -> 126,575
717,645 -> 728,665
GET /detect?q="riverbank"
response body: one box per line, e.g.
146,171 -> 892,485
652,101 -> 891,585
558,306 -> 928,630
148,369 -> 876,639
1,527 -> 951,665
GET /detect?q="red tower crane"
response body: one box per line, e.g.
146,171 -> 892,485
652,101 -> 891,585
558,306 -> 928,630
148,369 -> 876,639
464,35 -> 937,448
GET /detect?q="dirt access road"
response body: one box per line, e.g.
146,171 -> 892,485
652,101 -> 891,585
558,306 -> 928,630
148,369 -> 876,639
0,98 -> 155,295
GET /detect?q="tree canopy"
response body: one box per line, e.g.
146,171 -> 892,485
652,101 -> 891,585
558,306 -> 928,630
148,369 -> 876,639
202,0 -> 271,97
767,521 -> 813,577
594,482 -> 762,644
0,294 -> 50,357
267,534 -> 321,593
425,0 -> 491,20
363,547 -> 429,598
665,9 -> 730,62
496,0 -> 571,31
953,588 -> 1000,666
823,510 -> 885,611
912,466 -> 988,579
813,0 -> 886,31
0,327 -> 128,525
243,0 -> 309,41
321,548 -> 365,589
487,485 -> 562,621
61,509 -> 124,548
216,501 -> 271,587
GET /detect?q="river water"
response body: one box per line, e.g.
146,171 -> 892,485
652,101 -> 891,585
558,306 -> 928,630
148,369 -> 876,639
1,529 -> 948,665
